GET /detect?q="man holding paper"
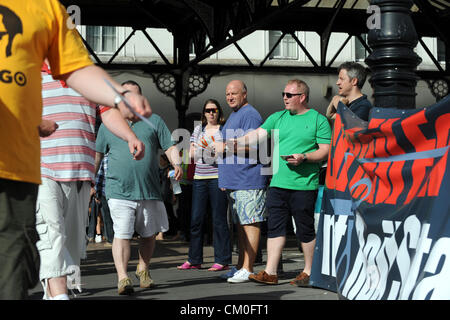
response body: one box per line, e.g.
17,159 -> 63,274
230,79 -> 331,286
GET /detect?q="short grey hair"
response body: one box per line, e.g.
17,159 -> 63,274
338,62 -> 368,89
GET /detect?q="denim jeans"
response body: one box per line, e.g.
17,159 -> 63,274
87,195 -> 114,243
188,178 -> 231,265
99,195 -> 114,243
176,183 -> 192,241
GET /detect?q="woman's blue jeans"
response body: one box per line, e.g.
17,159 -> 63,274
188,178 -> 231,265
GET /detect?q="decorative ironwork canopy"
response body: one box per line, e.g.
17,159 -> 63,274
61,0 -> 450,123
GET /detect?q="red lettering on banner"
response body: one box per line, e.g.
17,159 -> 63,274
381,119 -> 402,157
417,174 -> 428,198
349,166 -> 369,200
435,113 -> 450,149
426,113 -> 450,197
405,158 -> 434,204
365,133 -> 376,158
374,162 -> 392,204
402,110 -> 436,152
326,109 -> 448,206
326,116 -> 351,191
385,161 -> 405,205
427,152 -> 448,197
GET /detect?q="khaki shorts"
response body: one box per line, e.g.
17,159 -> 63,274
35,178 -> 90,281
226,189 -> 267,225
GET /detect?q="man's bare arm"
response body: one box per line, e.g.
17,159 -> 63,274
165,145 -> 183,180
286,143 -> 330,166
59,65 -> 151,122
100,108 -> 145,160
213,127 -> 267,154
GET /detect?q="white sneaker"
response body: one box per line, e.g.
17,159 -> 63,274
227,268 -> 252,283
95,234 -> 102,243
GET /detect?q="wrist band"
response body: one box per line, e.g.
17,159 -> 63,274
114,90 -> 132,108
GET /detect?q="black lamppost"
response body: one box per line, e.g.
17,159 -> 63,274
365,0 -> 422,109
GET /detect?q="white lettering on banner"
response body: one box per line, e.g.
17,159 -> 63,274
321,214 -> 348,277
413,237 -> 450,299
321,211 -> 449,299
400,222 -> 434,299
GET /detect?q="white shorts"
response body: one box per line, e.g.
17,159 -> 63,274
35,178 -> 90,281
108,199 -> 169,239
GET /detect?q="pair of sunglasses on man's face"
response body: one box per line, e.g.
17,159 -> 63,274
204,108 -> 218,114
282,92 -> 304,98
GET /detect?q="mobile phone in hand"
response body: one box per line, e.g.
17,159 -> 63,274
280,155 -> 293,161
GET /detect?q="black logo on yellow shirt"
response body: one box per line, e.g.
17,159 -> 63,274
0,5 -> 26,87
0,5 -> 23,57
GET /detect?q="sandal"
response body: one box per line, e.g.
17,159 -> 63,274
208,263 -> 229,271
177,261 -> 201,270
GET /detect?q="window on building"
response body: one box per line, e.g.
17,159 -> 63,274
269,31 -> 298,60
437,39 -> 445,62
189,40 -> 195,56
86,26 -> 117,53
355,34 -> 368,61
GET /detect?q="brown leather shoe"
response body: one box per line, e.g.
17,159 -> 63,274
248,270 -> 278,285
289,272 -> 310,287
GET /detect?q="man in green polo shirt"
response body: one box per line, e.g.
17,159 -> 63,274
232,79 -> 331,287
96,80 -> 182,295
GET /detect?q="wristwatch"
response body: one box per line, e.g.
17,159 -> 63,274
114,90 -> 131,108
302,153 -> 307,162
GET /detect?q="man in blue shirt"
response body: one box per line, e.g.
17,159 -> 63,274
326,61 -> 373,121
215,80 -> 268,283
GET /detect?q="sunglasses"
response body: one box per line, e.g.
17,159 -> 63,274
204,108 -> 218,114
282,92 -> 304,98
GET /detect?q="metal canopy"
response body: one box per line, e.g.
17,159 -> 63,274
61,0 -> 450,125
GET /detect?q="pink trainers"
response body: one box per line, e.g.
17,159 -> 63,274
177,261 -> 201,270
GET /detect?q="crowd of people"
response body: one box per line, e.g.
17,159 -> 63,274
0,0 -> 373,300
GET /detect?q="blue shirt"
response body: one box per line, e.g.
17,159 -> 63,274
348,94 -> 373,121
218,104 -> 268,190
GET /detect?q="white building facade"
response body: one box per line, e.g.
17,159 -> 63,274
78,25 -> 445,131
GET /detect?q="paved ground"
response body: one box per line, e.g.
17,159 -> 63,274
29,235 -> 338,302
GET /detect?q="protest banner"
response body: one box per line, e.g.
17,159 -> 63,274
311,95 -> 450,300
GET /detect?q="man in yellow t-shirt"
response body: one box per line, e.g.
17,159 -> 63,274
0,0 -> 152,299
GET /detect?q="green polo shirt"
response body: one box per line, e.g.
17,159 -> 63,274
261,109 -> 331,190
96,114 -> 175,200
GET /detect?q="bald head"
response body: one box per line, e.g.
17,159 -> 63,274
227,80 -> 247,93
226,80 -> 248,110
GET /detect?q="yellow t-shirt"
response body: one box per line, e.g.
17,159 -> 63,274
0,0 -> 93,184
